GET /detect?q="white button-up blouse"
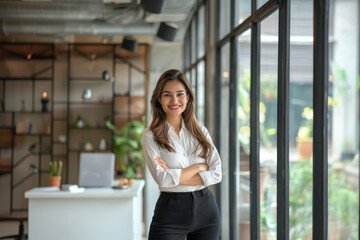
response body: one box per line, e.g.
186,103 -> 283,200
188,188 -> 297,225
142,121 -> 222,192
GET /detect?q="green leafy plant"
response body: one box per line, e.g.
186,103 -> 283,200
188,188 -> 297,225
238,70 -> 276,154
106,118 -> 145,179
289,159 -> 313,239
49,160 -> 63,177
297,107 -> 313,140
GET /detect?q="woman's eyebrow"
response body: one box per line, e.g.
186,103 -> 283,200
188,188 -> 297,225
162,89 -> 185,93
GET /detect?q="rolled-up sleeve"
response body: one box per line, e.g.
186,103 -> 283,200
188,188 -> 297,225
142,129 -> 182,188
198,126 -> 222,186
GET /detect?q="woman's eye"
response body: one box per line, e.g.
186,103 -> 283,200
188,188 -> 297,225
177,93 -> 184,96
164,94 -> 170,97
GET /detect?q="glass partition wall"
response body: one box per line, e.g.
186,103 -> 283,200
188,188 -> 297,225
184,0 -> 359,239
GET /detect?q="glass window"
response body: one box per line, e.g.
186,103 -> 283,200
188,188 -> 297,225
257,0 -> 268,9
184,32 -> 191,69
197,60 -> 205,125
328,0 -> 359,238
220,42 -> 230,240
289,0 -> 314,238
191,68 -> 197,99
236,29 -> 251,239
259,10 -> 278,239
197,5 -> 206,58
191,18 -> 197,64
219,0 -> 231,40
235,0 -> 251,26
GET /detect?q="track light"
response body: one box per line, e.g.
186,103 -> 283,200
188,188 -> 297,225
156,22 -> 178,41
143,0 -> 166,14
122,36 -> 138,52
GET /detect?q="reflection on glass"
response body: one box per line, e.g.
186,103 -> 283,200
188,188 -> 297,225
197,5 -> 206,58
220,42 -> 230,240
235,0 -> 251,26
289,1 -> 314,238
259,10 -> 278,239
197,61 -> 205,125
219,0 -> 231,40
328,0 -> 359,239
237,29 -> 251,239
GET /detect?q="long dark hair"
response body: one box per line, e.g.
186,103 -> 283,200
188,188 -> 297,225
149,69 -> 212,159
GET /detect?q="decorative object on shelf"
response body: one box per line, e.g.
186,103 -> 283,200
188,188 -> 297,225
102,70 -> 110,81
48,160 -> 63,189
58,135 -> 67,143
76,116 -> 84,128
99,138 -> 106,151
82,88 -> 92,100
28,123 -> 33,134
41,92 -> 49,112
106,118 -> 145,179
21,100 -> 25,112
84,141 -> 94,151
15,121 -> 26,134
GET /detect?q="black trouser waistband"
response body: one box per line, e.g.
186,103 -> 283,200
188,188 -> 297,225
160,187 -> 208,198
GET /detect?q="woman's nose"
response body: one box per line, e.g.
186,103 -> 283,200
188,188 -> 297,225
170,96 -> 178,103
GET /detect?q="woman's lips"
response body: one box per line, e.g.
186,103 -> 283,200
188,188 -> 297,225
169,105 -> 181,110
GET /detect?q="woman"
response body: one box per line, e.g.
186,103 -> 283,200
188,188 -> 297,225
142,69 -> 222,240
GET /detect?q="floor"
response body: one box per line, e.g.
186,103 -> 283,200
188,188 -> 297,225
0,219 -> 147,239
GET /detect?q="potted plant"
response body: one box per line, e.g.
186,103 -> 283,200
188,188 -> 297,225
48,160 -> 63,188
296,107 -> 313,159
328,164 -> 358,240
106,118 -> 145,181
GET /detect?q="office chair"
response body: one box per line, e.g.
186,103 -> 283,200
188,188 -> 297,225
0,217 -> 28,240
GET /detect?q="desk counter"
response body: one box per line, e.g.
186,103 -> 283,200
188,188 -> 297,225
25,180 -> 145,240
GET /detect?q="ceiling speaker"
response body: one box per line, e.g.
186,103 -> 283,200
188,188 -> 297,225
156,22 -> 178,41
143,0 -> 166,14
122,37 -> 138,52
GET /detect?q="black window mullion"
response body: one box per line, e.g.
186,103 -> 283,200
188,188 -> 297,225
215,45 -> 222,227
313,0 -> 329,239
277,0 -> 290,239
229,36 -> 238,240
250,18 -> 261,240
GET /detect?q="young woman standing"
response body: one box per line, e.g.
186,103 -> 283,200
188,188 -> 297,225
142,69 -> 222,240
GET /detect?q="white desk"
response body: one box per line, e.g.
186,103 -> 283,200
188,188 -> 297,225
25,180 -> 145,240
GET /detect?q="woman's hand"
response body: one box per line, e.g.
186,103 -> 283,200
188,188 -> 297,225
154,156 -> 169,170
196,163 -> 209,172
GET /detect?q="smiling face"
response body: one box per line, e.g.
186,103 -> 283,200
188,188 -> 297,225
159,79 -> 189,121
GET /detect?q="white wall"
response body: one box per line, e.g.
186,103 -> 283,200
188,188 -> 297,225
332,0 -> 359,158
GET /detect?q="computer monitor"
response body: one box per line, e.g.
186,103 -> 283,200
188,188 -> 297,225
78,153 -> 115,188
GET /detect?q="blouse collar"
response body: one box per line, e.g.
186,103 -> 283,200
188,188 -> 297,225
166,118 -> 186,133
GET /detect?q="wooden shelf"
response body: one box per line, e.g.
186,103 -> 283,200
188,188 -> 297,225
1,111 -> 52,114
69,78 -> 111,82
69,127 -> 109,130
0,77 -> 52,81
69,102 -> 112,105
15,133 -> 51,136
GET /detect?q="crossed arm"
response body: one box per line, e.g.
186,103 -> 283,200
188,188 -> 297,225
154,156 -> 208,186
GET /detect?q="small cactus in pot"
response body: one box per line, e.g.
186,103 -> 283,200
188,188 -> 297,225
49,161 -> 63,188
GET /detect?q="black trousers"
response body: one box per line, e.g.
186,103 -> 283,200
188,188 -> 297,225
148,187 -> 220,240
